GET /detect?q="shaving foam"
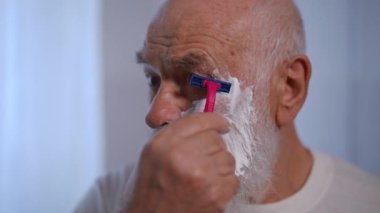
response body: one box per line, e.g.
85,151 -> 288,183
183,71 -> 279,203
182,75 -> 255,176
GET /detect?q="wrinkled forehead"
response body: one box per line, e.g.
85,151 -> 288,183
144,0 -> 260,79
149,0 -> 257,38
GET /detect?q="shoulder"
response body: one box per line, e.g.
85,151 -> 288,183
314,151 -> 380,212
74,164 -> 135,213
330,154 -> 380,196
98,164 -> 135,198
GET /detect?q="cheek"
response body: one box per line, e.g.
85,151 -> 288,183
213,96 -> 231,115
213,77 -> 253,118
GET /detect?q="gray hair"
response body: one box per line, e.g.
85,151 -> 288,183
249,0 -> 306,78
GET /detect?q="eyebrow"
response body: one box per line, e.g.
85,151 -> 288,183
136,50 -> 212,74
136,50 -> 147,64
172,52 -> 211,72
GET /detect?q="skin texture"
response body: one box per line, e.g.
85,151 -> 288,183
122,0 -> 313,212
124,113 -> 238,212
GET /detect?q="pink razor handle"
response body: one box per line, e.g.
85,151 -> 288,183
203,80 -> 221,112
189,73 -> 231,112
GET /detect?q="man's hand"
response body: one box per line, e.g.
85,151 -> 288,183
122,113 -> 239,213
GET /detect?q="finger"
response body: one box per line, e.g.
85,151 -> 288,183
168,112 -> 230,138
201,175 -> 240,211
176,130 -> 226,156
211,151 -> 236,176
217,174 -> 240,203
148,113 -> 229,155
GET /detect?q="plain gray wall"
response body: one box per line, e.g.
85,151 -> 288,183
102,0 -> 165,172
295,0 -> 380,175
102,1 -> 380,176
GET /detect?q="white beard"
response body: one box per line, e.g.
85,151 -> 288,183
182,76 -> 279,210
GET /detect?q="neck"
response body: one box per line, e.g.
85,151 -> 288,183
261,123 -> 313,204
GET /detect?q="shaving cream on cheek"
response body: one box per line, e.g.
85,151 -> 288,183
181,75 -> 256,177
214,77 -> 256,177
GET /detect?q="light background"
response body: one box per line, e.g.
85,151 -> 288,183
0,1 -> 379,212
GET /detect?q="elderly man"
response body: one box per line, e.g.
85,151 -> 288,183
76,0 -> 380,212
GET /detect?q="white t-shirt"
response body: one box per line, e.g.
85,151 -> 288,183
75,151 -> 380,213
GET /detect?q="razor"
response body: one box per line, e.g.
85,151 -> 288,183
189,74 -> 232,112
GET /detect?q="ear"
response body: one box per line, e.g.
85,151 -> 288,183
275,55 -> 312,127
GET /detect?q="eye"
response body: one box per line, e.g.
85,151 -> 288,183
176,72 -> 207,101
145,72 -> 161,101
147,73 -> 161,88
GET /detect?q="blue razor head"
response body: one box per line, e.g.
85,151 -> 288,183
189,74 -> 232,93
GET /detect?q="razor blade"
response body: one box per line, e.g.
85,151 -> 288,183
189,74 -> 231,93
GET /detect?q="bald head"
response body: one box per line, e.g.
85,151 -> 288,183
146,0 -> 305,80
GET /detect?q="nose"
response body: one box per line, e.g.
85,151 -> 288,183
145,81 -> 189,129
